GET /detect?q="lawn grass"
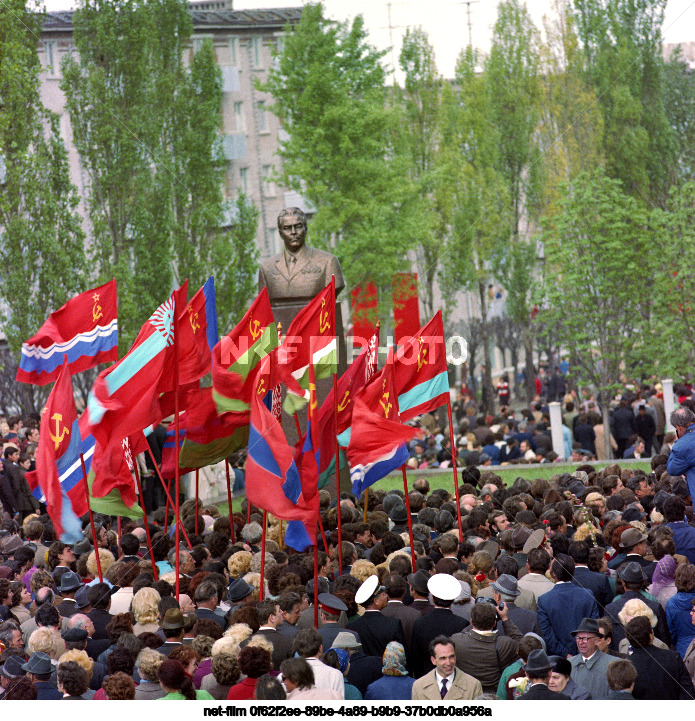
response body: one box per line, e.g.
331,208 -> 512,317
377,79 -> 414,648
211,460 -> 651,516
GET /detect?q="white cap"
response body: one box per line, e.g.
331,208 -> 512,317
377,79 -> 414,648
355,575 -> 381,605
427,573 -> 461,601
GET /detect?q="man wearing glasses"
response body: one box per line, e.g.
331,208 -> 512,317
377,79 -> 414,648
569,618 -> 612,699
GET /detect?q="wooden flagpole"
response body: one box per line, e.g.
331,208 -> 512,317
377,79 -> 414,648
363,488 -> 369,522
278,519 -> 283,550
224,459 -> 235,542
132,460 -> 158,581
259,510 -> 267,601
446,399 -> 464,541
333,372 -> 343,575
80,453 -> 102,582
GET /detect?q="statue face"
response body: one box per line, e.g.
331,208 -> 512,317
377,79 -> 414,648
279,213 -> 306,253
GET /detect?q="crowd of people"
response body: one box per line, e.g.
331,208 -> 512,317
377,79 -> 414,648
2,397 -> 695,701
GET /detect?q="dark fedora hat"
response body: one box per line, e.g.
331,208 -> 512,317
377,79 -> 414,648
22,652 -> 53,676
511,525 -> 532,550
524,649 -> 552,675
619,561 -> 647,584
570,617 -> 601,637
389,503 -> 408,525
160,608 -> 186,630
491,573 -> 520,597
619,527 -> 648,549
57,571 -> 82,593
74,586 -> 91,610
227,578 -> 253,603
407,569 -> 430,596
0,655 -> 26,680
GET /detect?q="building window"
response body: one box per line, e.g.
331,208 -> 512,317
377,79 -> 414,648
229,36 -> 238,66
262,165 -> 276,197
252,36 -> 262,68
43,41 -> 57,75
239,167 -> 249,195
234,102 -> 245,132
256,101 -> 267,133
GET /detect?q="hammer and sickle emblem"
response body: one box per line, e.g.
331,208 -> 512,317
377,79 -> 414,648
250,318 -> 262,341
319,298 -> 331,334
337,391 -> 350,413
92,293 -> 104,324
188,307 -> 200,333
49,413 -> 70,451
257,378 -> 266,395
417,337 -> 428,371
379,392 -> 392,418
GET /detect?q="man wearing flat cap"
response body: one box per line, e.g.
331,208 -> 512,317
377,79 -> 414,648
156,608 -> 186,656
519,649 -> 569,700
347,576 -> 405,659
410,574 -> 469,678
614,527 -> 656,581
568,618 -> 612,699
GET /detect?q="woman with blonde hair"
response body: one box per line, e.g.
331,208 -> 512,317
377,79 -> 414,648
86,548 -> 115,581
467,550 -> 494,588
617,598 -> 668,654
350,560 -> 378,585
28,626 -> 61,658
132,586 -> 162,635
134,647 -> 167,700
57,649 -> 95,697
243,572 -> 261,602
227,550 -> 252,578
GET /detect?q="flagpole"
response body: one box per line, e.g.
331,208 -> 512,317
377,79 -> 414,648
132,459 -> 158,581
117,516 -> 121,543
194,470 -> 199,535
293,413 -> 302,438
313,539 -> 319,629
224,459 -> 235,542
446,398 -> 464,541
259,510 -> 267,601
363,487 -> 369,523
146,446 -> 193,548
332,372 -> 343,575
173,289 -> 182,602
317,512 -> 330,564
278,519 -> 283,550
80,453 -> 102,583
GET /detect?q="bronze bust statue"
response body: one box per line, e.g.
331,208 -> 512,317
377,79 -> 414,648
258,207 -> 345,306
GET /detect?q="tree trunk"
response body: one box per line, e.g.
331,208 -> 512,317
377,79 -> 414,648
478,280 -> 494,414
523,329 -> 536,403
601,386 -> 612,460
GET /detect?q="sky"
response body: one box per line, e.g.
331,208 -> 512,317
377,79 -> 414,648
42,0 -> 695,81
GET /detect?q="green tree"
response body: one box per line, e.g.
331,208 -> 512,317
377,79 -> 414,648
663,47 -> 695,183
0,0 -> 87,411
61,0 -> 249,349
539,170 -> 653,457
261,5 -> 416,327
438,48 -> 512,412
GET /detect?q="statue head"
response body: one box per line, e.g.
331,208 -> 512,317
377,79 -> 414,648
277,207 -> 307,254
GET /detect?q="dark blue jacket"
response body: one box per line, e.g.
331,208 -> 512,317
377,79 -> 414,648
364,675 -> 415,701
667,424 -> 695,497
666,522 -> 695,564
666,591 -> 695,657
573,566 -> 614,612
537,582 -> 599,657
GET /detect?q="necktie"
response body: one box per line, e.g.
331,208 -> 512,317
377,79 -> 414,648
440,679 -> 448,699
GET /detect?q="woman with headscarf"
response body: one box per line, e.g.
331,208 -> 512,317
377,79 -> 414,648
364,642 -> 415,700
322,648 -> 361,699
648,555 -> 678,608
547,656 -> 592,699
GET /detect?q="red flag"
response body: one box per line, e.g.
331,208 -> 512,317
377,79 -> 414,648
17,280 -> 118,386
392,273 -> 420,345
87,284 -> 187,450
176,277 -> 218,386
35,360 -> 85,540
393,311 -> 450,421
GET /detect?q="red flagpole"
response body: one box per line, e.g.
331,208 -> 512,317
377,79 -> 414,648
447,399 -> 464,541
313,540 -> 319,629
225,459 -> 235,542
259,510 -> 267,601
173,294 -> 181,602
333,372 -> 343,575
401,466 -> 417,570
145,446 -> 193,548
132,459 -> 158,581
194,469 -> 199,536
80,453 -> 102,582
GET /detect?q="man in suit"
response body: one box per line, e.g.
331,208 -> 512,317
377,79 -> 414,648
517,548 -> 554,602
476,555 -> 537,612
568,618 -> 613,699
490,574 -> 541,637
408,570 -> 434,616
86,583 -> 113,642
253,600 -> 293,669
347,576 -> 405,659
537,554 -> 599,657
614,527 -> 656,581
318,594 -> 360,651
381,573 -> 420,649
626,616 -> 695,700
193,580 -> 226,630
156,608 -> 186,657
518,649 -> 569,700
411,635 -> 482,701
56,571 -> 82,619
21,652 -> 62,700
605,562 -> 670,650
276,591 -> 303,640
569,541 -> 613,612
410,574 -> 469,678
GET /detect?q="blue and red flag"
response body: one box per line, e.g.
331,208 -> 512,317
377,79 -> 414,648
17,280 -> 118,386
33,360 -> 85,542
347,357 -> 416,497
393,310 -> 450,421
246,351 -> 318,551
